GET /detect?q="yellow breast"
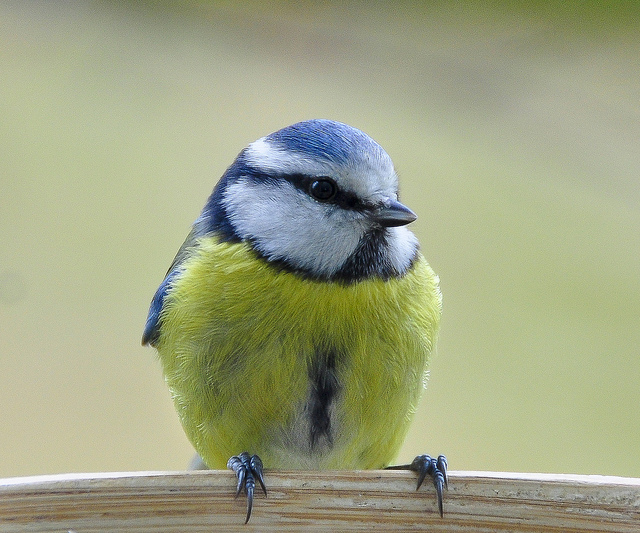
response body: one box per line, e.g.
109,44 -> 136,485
155,236 -> 441,469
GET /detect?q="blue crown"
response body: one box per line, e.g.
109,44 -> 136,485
265,119 -> 387,167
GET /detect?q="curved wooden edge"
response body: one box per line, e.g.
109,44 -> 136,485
1,470 -> 639,532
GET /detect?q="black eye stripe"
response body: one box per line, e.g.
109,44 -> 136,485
279,173 -> 363,211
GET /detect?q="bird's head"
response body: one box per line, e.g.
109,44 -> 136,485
200,119 -> 419,282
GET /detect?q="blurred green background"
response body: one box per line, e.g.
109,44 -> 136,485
1,1 -> 639,479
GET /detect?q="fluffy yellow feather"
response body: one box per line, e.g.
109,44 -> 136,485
155,236 -> 441,470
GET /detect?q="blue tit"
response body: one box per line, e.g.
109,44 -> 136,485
142,119 -> 446,522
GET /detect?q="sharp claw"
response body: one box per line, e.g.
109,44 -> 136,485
437,454 -> 448,489
400,453 -> 447,517
411,455 -> 427,490
411,454 -> 433,491
250,454 -> 267,496
433,468 -> 445,518
227,452 -> 266,523
227,454 -> 246,497
436,483 -> 444,517
244,481 -> 254,524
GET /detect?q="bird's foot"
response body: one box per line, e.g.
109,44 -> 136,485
387,454 -> 448,517
227,452 -> 267,523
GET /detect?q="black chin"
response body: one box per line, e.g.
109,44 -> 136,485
332,228 -> 414,283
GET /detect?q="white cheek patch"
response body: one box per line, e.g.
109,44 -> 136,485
386,226 -> 420,274
223,179 -> 364,278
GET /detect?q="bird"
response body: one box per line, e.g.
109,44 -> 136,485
142,119 -> 446,523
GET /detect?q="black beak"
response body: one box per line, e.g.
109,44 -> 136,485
370,199 -> 417,227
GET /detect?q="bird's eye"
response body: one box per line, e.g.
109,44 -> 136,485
309,178 -> 337,201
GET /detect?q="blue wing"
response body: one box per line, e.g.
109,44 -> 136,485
142,171 -> 241,346
141,225 -> 202,347
141,267 -> 181,346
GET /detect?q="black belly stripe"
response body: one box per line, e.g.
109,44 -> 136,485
308,348 -> 340,447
